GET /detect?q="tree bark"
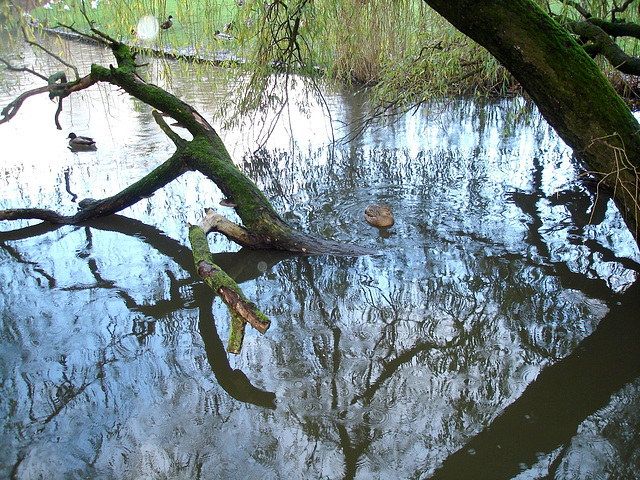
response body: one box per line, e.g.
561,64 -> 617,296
422,0 -> 640,244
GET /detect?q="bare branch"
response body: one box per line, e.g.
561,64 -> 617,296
1,83 -> 57,124
0,57 -> 49,81
610,0 -> 637,20
0,74 -> 98,125
21,26 -> 80,81
0,208 -> 68,224
198,208 -> 256,248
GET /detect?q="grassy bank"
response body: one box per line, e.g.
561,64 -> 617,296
28,0 -> 240,56
19,0 -> 640,116
25,1 -> 506,88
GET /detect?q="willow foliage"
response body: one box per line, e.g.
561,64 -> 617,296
2,0 -> 640,118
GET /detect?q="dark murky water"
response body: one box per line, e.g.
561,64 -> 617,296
1,39 -> 639,480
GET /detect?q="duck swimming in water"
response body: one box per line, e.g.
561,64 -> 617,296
67,133 -> 97,151
364,205 -> 394,227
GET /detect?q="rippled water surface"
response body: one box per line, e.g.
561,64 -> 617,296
1,39 -> 640,480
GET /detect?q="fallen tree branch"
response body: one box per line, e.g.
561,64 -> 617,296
0,150 -> 190,224
2,30 -> 375,255
189,221 -> 270,353
152,110 -> 186,147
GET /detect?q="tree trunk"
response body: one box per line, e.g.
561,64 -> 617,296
422,0 -> 640,244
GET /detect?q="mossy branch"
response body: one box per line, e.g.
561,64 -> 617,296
587,17 -> 640,40
0,151 -> 188,224
571,20 -> 640,74
189,223 -> 270,353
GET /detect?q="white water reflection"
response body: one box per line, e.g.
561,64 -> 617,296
1,38 -> 640,480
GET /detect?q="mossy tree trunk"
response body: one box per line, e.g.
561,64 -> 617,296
423,0 -> 640,244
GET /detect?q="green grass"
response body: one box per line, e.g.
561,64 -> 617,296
22,0 -> 640,117
29,0 -> 241,56
24,0 -> 513,118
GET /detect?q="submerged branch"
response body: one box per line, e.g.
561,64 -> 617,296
0,208 -> 70,223
189,223 -> 270,353
198,208 -> 259,248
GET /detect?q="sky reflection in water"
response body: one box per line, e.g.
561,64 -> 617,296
0,40 -> 639,480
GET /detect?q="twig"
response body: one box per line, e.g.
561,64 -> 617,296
0,74 -> 97,125
0,57 -> 49,81
21,26 -> 79,81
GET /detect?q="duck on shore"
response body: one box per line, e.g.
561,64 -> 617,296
160,15 -> 173,30
67,133 -> 97,151
364,205 -> 394,228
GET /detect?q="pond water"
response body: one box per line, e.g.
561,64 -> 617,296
1,39 -> 640,480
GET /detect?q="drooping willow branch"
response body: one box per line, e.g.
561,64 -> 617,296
21,25 -> 80,81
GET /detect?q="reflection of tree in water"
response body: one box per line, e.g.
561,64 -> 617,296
240,141 -> 640,477
2,100 -> 640,478
0,215 -> 277,477
265,240 -> 639,478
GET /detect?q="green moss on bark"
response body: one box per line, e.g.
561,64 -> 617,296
189,225 -> 271,353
